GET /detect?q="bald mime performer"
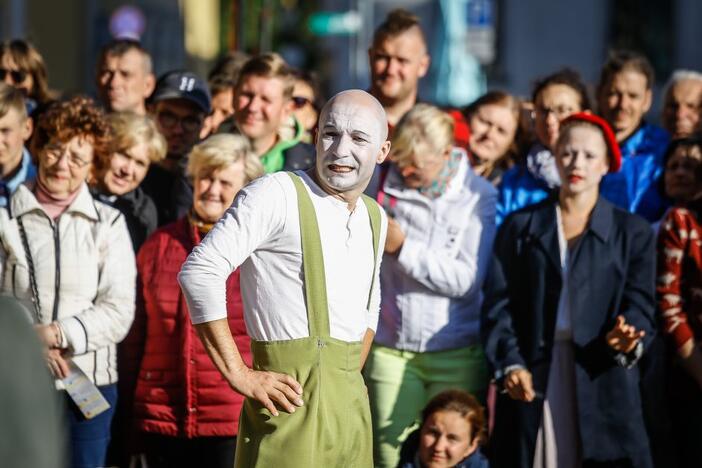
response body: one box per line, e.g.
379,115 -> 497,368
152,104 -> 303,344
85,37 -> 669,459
178,89 -> 391,467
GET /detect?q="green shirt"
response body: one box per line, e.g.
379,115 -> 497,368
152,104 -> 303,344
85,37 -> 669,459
260,117 -> 306,173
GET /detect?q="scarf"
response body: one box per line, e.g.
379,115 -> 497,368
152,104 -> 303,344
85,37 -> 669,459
417,148 -> 462,199
525,143 -> 561,189
187,210 -> 215,236
34,178 -> 81,220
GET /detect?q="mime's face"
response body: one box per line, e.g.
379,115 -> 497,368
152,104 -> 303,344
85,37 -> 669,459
315,96 -> 388,194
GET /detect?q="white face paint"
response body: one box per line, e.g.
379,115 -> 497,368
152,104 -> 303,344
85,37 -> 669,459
315,96 -> 386,193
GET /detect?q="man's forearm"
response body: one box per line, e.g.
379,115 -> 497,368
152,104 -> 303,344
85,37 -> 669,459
194,318 -> 248,386
360,328 -> 375,369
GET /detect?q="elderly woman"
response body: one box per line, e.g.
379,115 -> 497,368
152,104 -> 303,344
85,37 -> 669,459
497,68 -> 590,225
126,134 -> 263,468
0,96 -> 136,468
367,103 -> 497,468
0,39 -> 54,115
464,90 -> 521,185
482,113 -> 656,467
90,112 -> 166,251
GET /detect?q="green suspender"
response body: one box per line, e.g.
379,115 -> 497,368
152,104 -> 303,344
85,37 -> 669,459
360,194 -> 381,310
287,172 -> 382,338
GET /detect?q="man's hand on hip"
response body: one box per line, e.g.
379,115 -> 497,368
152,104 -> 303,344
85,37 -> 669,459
231,367 -> 304,416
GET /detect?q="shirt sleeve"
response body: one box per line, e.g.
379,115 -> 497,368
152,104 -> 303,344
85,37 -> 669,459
657,208 -> 695,349
366,209 -> 388,333
178,175 -> 287,324
397,185 -> 497,298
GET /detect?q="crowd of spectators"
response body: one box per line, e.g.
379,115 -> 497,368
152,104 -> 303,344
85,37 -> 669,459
1,7 -> 702,468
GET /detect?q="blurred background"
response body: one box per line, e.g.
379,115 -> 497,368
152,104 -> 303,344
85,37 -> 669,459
2,0 -> 702,113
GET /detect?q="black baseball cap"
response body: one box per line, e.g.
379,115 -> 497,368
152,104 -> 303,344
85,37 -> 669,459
151,70 -> 212,114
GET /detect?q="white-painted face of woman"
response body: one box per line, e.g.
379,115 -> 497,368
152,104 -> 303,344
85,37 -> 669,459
315,93 -> 390,194
556,124 -> 610,196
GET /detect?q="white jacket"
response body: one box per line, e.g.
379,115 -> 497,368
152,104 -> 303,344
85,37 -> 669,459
375,151 -> 497,352
0,183 -> 136,386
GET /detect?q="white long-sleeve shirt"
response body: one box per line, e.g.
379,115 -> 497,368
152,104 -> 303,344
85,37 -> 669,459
178,171 -> 387,342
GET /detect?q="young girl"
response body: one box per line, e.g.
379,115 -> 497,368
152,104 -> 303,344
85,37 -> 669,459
482,113 -> 656,467
398,389 -> 489,468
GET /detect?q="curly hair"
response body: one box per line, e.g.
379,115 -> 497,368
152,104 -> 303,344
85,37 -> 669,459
187,134 -> 263,184
30,96 -> 112,162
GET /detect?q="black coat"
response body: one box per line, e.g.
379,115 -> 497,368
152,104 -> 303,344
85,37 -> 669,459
91,186 -> 158,251
480,196 -> 656,468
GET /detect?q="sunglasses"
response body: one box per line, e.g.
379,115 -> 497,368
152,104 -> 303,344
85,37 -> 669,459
0,68 -> 28,84
292,96 -> 313,109
157,110 -> 203,133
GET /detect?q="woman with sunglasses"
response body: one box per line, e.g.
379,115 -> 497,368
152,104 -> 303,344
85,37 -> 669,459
482,113 -> 655,467
0,96 -> 136,468
290,69 -> 322,143
0,39 -> 54,115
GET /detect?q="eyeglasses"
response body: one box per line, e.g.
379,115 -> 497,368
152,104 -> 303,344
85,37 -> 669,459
0,68 -> 28,84
292,96 -> 313,109
157,110 -> 203,133
44,143 -> 91,168
534,105 -> 576,120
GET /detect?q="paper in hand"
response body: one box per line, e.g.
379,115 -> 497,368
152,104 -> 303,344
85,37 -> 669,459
62,360 -> 111,419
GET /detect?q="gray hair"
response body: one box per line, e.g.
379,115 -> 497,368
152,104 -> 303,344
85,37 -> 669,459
663,69 -> 702,101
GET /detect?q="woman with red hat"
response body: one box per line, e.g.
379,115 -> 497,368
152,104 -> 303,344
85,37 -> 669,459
481,113 -> 656,467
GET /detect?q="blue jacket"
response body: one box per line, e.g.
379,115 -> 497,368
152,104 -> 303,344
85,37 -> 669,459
481,195 -> 655,468
397,429 -> 489,468
496,143 -> 560,226
599,122 -> 670,223
496,164 -> 553,227
0,148 -> 35,207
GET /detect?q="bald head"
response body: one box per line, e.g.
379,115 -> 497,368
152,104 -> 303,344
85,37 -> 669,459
314,89 -> 392,202
320,89 -> 389,142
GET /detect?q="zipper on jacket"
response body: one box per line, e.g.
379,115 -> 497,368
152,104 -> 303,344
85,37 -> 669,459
51,222 -> 60,322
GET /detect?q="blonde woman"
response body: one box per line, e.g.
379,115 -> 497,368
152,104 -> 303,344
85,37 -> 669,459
91,112 -> 167,250
124,134 -> 263,468
367,103 -> 498,467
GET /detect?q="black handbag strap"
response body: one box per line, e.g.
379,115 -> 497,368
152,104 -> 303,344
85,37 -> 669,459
17,216 -> 41,322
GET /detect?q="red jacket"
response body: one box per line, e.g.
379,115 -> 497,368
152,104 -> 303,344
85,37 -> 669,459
128,217 -> 251,438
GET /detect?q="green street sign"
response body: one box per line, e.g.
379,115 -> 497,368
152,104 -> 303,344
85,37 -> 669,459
308,11 -> 361,36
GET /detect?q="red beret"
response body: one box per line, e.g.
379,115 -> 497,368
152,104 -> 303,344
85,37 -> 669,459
560,112 -> 622,173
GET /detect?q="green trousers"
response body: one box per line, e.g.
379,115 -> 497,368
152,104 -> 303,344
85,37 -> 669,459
234,172 -> 382,468
365,344 -> 488,468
